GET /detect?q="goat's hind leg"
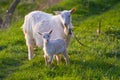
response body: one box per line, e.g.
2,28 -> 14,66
28,46 -> 34,60
25,34 -> 35,60
63,51 -> 70,65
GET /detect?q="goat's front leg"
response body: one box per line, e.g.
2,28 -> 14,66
48,55 -> 53,65
55,55 -> 61,65
44,55 -> 48,66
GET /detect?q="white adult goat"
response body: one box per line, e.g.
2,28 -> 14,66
38,30 -> 69,66
22,8 -> 76,60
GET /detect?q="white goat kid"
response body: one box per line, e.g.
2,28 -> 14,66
22,8 -> 76,60
38,30 -> 69,66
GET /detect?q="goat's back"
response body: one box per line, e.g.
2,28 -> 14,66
44,39 -> 66,54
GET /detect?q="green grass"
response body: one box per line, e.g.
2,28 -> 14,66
0,0 -> 120,80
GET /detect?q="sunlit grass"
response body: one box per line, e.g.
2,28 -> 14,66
0,0 -> 120,80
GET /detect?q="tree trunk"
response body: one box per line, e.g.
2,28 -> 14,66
0,17 -> 3,28
2,0 -> 20,28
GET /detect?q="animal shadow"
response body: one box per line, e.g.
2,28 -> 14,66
105,30 -> 120,39
105,51 -> 120,58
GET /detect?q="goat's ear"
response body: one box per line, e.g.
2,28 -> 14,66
54,11 -> 61,15
70,8 -> 76,14
49,30 -> 52,34
38,32 -> 42,35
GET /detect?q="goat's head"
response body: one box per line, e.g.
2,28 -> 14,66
38,30 -> 52,43
54,8 -> 76,35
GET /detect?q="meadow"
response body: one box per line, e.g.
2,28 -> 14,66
0,0 -> 120,80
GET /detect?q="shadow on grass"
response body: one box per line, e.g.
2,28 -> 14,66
0,57 -> 22,79
0,45 -> 7,51
86,0 -> 120,15
11,39 -> 25,46
105,30 -> 120,39
72,0 -> 120,26
105,51 -> 120,58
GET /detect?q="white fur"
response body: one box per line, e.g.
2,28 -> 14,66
22,9 -> 75,60
39,31 -> 69,66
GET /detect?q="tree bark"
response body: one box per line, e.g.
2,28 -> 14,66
2,0 -> 20,28
0,17 -> 3,28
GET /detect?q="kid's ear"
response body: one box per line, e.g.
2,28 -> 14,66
49,30 -> 53,34
38,32 -> 42,35
70,8 -> 76,14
